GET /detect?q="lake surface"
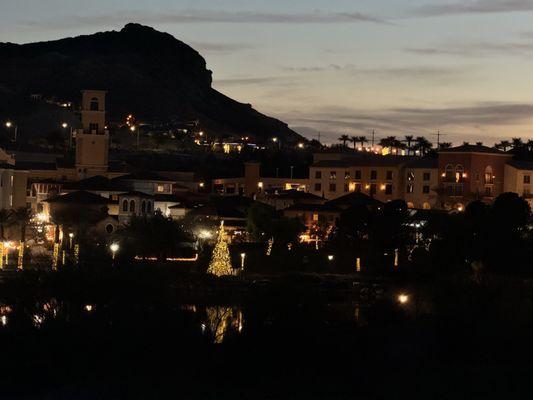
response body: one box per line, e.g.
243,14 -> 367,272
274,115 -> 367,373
0,284 -> 531,399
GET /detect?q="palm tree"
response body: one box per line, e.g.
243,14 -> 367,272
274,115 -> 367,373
404,135 -> 414,155
495,140 -> 512,151
512,137 -> 524,149
438,142 -> 452,150
50,208 -> 72,269
359,136 -> 368,149
350,136 -> 359,150
527,140 -> 533,152
338,135 -> 350,148
414,136 -> 433,156
476,141 -> 483,146
10,207 -> 32,270
379,136 -> 397,153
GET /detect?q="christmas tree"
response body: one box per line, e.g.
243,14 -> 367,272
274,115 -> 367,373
207,221 -> 233,276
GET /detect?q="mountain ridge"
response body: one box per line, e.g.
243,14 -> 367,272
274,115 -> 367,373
0,23 -> 301,142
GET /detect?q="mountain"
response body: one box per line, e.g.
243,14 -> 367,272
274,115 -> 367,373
0,23 -> 301,143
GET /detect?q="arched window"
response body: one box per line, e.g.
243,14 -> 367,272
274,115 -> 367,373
122,199 -> 128,212
407,202 -> 415,209
445,164 -> 454,182
141,201 -> 146,214
455,165 -> 464,183
484,166 -> 494,184
423,202 -> 431,210
129,200 -> 136,213
90,97 -> 99,111
147,201 -> 152,213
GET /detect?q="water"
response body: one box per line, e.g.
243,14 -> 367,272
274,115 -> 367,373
0,289 -> 531,398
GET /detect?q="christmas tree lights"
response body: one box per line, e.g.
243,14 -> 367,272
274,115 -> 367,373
207,221 -> 233,276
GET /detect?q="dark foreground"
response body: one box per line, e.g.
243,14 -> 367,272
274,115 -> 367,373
0,267 -> 533,399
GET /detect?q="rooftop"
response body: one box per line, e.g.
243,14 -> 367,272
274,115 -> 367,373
62,175 -> 128,192
45,190 -> 113,205
115,171 -> 176,182
267,189 -> 323,201
326,192 -> 383,208
311,154 -> 417,168
284,203 -> 341,212
506,159 -> 533,170
439,144 -> 508,155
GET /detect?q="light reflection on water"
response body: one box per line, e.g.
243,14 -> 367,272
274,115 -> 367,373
0,299 -> 390,343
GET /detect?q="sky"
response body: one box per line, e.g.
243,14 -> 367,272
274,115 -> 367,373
3,0 -> 533,145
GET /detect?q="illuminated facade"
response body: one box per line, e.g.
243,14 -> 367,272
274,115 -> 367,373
437,144 -> 512,210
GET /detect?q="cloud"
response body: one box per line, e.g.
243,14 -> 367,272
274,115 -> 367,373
281,64 -> 467,81
413,0 -> 533,16
283,102 -> 533,144
20,9 -> 388,30
188,41 -> 254,54
214,76 -> 288,86
406,41 -> 533,57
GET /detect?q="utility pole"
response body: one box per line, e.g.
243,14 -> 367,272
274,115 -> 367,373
371,130 -> 375,147
434,131 -> 446,148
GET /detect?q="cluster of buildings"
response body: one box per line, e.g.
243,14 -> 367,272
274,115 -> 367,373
1,90 -> 209,241
2,89 -> 533,247
214,141 -> 533,238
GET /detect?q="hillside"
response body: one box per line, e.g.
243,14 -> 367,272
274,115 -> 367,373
0,23 -> 301,143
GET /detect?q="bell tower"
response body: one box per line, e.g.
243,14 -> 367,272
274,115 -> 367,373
75,90 -> 109,178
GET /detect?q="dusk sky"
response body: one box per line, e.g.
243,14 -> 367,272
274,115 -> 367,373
3,0 -> 533,144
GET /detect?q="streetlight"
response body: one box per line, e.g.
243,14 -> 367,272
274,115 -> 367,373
398,294 -> 409,304
110,243 -> 119,261
298,142 -> 305,149
68,233 -> 74,249
130,125 -> 139,150
5,121 -> 17,143
327,255 -> 334,261
61,122 -> 74,149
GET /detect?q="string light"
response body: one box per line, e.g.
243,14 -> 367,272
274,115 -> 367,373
207,221 -> 233,276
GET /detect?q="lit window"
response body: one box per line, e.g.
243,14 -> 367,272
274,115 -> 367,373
484,166 -> 494,184
455,165 -> 464,183
407,171 -> 415,181
344,171 -> 350,180
329,171 -> 337,180
406,184 -> 414,194
313,213 -> 319,221
157,184 -> 165,192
